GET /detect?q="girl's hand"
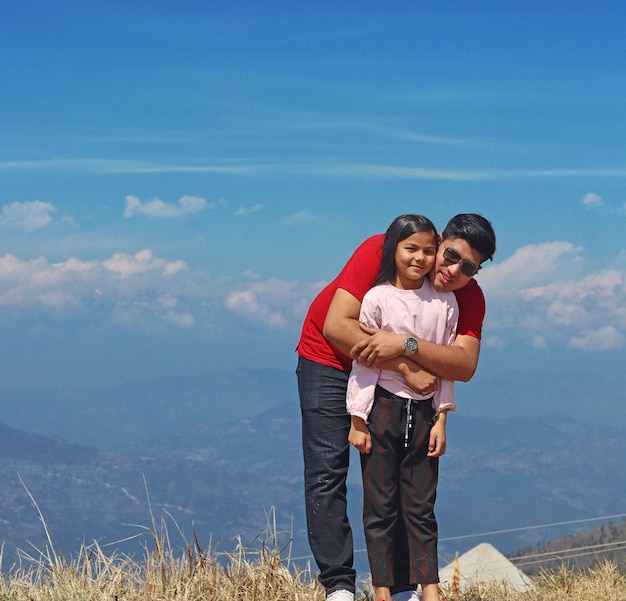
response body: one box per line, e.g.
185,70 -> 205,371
349,418 -> 372,454
427,412 -> 448,457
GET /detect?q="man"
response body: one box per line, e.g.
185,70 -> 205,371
296,214 -> 496,601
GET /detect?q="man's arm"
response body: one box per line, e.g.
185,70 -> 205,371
324,287 -> 480,382
322,288 -> 366,356
353,326 -> 480,382
409,334 -> 480,382
324,288 -> 439,394
324,288 -> 417,360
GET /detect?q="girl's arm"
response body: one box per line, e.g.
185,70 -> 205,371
427,410 -> 449,458
348,416 -> 372,454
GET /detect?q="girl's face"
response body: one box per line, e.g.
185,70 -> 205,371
393,231 -> 437,290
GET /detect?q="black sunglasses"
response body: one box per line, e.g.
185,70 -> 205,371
442,247 -> 480,277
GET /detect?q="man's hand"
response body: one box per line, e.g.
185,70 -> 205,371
427,411 -> 448,457
348,416 -> 372,454
350,324 -> 406,367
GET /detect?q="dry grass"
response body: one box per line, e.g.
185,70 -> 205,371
437,561 -> 625,601
0,500 -> 623,601
1,540 -> 624,601
0,508 -> 325,601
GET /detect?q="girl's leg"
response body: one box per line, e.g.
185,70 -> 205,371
374,585 -> 392,601
421,582 -> 440,601
360,388 -> 403,591
400,400 -> 440,587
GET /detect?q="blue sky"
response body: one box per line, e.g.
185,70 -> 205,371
1,2 -> 625,403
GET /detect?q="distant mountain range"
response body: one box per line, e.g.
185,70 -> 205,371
0,368 -> 624,574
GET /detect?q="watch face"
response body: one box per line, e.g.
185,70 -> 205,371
405,337 -> 418,353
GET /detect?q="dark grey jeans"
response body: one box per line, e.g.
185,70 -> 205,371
297,356 -> 356,595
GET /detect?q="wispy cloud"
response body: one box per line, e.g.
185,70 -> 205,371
234,204 -> 264,216
301,119 -> 468,146
1,238 -> 624,351
3,158 -> 626,182
0,250 -> 193,328
579,192 -> 626,215
285,211 -> 319,224
480,242 -> 626,351
123,195 -> 211,219
0,247 -> 323,335
103,249 -> 187,277
0,200 -> 56,231
224,277 -> 324,329
568,325 -> 625,351
581,192 -> 604,208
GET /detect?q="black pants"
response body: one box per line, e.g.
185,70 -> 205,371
361,386 -> 439,587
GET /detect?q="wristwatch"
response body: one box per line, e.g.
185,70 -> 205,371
403,336 -> 419,356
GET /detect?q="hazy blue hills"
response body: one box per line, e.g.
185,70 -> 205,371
0,420 -> 304,569
0,367 -> 624,573
0,368 -> 295,449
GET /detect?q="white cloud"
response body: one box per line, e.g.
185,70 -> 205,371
234,204 -> 264,216
5,158 -> 626,182
568,326 -> 625,351
480,242 -> 626,352
0,248 -> 323,337
3,235 -> 622,354
0,250 -> 193,329
103,249 -> 187,278
581,192 -> 603,208
1,200 -> 56,231
224,277 -> 323,329
286,211 -> 318,224
241,269 -> 261,280
484,335 -> 507,349
123,195 -> 210,218
531,335 -> 547,349
479,241 -> 583,295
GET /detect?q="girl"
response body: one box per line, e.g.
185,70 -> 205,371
346,214 -> 458,601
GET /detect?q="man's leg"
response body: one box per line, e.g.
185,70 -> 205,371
297,357 -> 356,596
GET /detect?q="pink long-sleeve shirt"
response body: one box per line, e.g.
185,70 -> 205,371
346,279 -> 459,421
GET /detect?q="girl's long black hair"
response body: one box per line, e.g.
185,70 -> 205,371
373,214 -> 438,286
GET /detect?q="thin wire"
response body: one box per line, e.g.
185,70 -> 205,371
439,513 -> 626,542
509,538 -> 626,563
513,542 -> 626,569
290,512 -> 626,562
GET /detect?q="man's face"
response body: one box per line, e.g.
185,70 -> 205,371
430,236 -> 482,292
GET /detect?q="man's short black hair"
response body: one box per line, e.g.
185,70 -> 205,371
442,213 -> 496,264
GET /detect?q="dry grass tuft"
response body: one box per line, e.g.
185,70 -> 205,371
437,559 -> 625,601
0,507 -> 324,601
2,546 -> 623,601
0,495 -> 623,601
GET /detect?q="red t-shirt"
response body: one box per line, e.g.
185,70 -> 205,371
297,234 -> 486,373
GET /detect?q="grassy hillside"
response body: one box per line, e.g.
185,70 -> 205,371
0,512 -> 624,601
511,518 -> 626,576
